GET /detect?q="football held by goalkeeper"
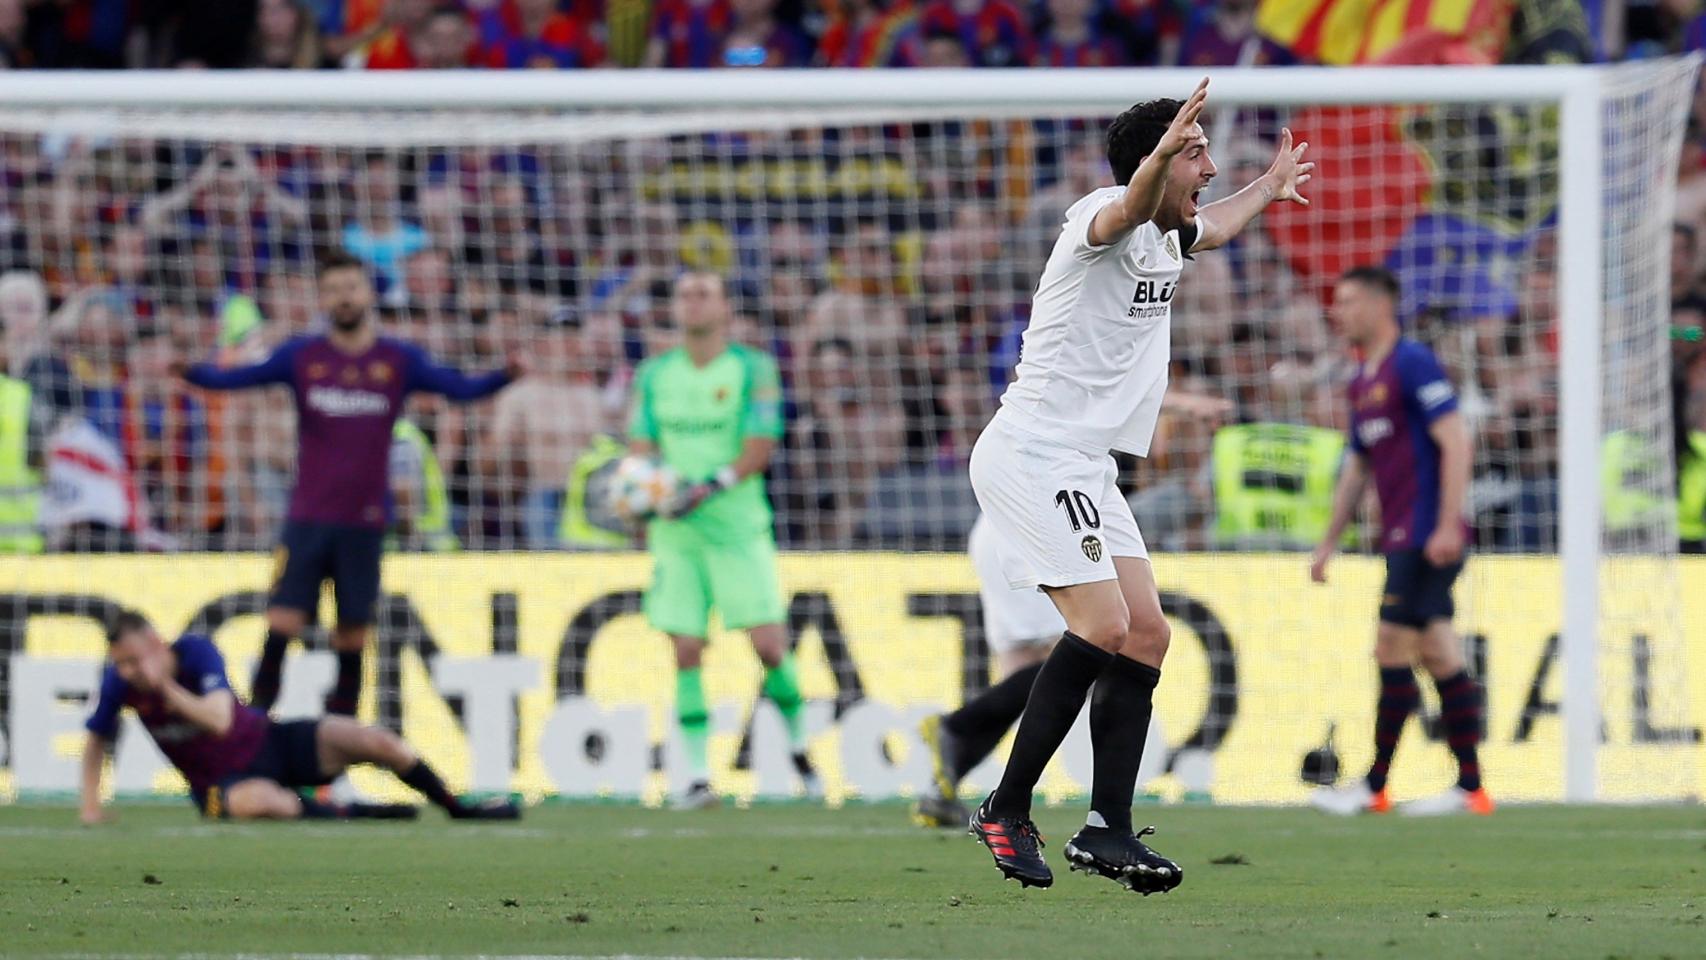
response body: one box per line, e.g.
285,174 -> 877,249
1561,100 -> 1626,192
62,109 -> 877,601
966,78 -> 1313,892
628,272 -> 820,809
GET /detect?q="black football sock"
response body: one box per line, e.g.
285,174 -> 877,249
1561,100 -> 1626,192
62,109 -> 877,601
398,759 -> 461,812
989,632 -> 1112,818
1087,654 -> 1161,834
250,629 -> 292,711
324,649 -> 364,717
943,662 -> 1044,779
1434,670 -> 1485,792
1367,666 -> 1420,793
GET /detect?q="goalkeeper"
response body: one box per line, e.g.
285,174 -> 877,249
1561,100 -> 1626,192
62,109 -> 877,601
628,272 -> 820,809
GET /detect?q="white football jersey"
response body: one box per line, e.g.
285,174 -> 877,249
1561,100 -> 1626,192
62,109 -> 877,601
994,186 -> 1194,457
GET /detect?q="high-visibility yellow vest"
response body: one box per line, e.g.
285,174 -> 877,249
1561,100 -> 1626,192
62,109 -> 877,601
390,419 -> 458,552
1600,430 -> 1673,534
559,434 -> 631,549
1678,432 -> 1706,543
1212,423 -> 1345,548
0,376 -> 42,554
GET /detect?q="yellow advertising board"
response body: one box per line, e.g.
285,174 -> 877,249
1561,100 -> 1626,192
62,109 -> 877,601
0,553 -> 1701,806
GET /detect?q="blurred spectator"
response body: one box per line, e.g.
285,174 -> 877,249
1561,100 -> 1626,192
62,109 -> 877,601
0,0 -> 30,69
341,152 -> 428,294
122,329 -> 220,543
931,357 -> 992,468
1033,0 -> 1128,67
482,323 -> 608,547
1673,222 -> 1706,330
644,0 -> 732,67
1176,0 -> 1289,67
20,0 -> 131,68
720,0 -> 809,66
478,0 -> 604,68
362,0 -> 439,68
918,0 -> 1031,67
251,0 -> 327,68
167,0 -> 260,69
409,3 -> 481,67
919,27 -> 971,66
757,221 -> 825,335
815,0 -> 919,67
783,336 -> 904,545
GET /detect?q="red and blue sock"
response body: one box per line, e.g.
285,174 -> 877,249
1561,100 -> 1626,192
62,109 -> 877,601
1367,666 -> 1420,793
1433,670 -> 1484,792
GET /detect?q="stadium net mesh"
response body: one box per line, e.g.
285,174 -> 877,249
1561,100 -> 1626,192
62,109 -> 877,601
0,61 -> 1698,805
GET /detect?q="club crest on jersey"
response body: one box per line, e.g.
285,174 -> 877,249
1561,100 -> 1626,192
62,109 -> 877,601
714,386 -> 729,403
1165,234 -> 1180,261
369,361 -> 392,384
1081,535 -> 1103,563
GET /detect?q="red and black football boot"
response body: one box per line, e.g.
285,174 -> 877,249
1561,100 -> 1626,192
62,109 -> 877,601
969,795 -> 1052,888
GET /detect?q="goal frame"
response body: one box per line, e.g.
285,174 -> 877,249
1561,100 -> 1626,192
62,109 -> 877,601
0,64 -> 1655,801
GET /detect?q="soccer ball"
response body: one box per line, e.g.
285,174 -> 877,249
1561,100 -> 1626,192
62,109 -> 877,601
605,455 -> 680,523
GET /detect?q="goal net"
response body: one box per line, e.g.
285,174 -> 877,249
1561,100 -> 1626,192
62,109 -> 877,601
0,62 -> 1698,807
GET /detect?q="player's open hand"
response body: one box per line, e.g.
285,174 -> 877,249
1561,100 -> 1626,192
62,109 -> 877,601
1423,525 -> 1465,567
1156,77 -> 1210,159
1267,128 -> 1314,205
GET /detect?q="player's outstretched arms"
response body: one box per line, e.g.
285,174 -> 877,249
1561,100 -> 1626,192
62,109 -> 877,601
1310,452 -> 1367,583
1088,77 -> 1210,248
179,339 -> 297,391
407,346 -> 525,402
1193,127 -> 1314,253
78,733 -> 113,826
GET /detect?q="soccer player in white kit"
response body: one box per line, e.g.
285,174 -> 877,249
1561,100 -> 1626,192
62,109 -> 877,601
966,78 -> 1313,892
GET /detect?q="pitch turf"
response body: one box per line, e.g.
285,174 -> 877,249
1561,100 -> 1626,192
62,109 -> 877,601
2,803 -> 1703,960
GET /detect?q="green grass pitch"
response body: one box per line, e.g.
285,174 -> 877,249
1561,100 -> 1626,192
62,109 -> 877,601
2,803 -> 1703,959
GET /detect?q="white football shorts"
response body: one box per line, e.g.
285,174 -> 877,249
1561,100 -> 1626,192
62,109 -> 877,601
968,416 -> 1147,591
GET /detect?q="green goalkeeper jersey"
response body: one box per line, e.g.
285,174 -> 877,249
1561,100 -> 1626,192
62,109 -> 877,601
627,343 -> 783,538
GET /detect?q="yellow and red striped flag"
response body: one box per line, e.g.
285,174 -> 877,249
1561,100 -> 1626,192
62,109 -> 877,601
1256,0 -> 1513,65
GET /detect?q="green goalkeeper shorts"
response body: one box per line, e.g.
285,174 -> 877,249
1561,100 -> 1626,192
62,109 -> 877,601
643,521 -> 785,638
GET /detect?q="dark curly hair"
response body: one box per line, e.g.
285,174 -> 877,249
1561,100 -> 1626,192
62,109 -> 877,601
1106,98 -> 1186,186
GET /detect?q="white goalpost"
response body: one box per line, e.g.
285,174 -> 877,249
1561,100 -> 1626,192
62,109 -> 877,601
0,61 -> 1696,806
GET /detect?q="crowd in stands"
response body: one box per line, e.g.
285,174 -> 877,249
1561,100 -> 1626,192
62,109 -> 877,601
0,0 -> 1701,72
0,0 -> 1704,555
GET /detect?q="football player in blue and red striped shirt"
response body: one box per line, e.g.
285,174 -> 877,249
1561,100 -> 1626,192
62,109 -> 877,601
1309,266 -> 1493,818
181,252 -> 521,723
79,611 -> 518,822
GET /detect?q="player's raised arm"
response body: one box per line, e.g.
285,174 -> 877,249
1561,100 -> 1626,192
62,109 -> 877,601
1192,127 -> 1313,252
1087,77 -> 1210,248
180,338 -> 299,391
404,344 -> 525,402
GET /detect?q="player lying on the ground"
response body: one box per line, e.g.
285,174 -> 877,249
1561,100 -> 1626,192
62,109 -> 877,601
965,77 -> 1311,893
1308,266 -> 1493,818
78,611 -> 521,823
628,272 -> 820,810
179,252 -> 522,726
